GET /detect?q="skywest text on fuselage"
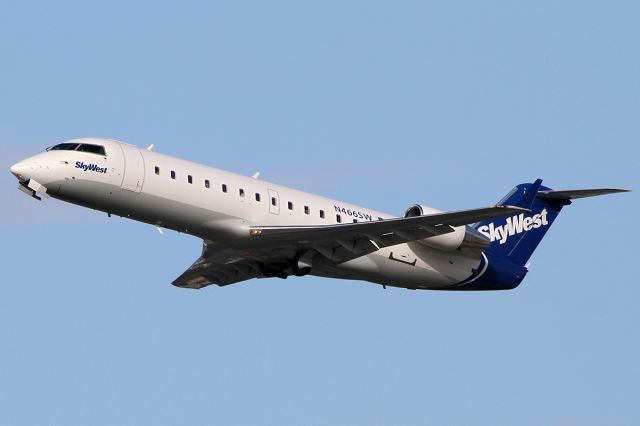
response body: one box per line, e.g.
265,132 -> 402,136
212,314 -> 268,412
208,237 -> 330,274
75,161 -> 107,174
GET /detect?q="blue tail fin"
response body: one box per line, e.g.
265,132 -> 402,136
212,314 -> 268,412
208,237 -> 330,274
455,179 -> 571,291
475,179 -> 569,267
451,181 -> 627,291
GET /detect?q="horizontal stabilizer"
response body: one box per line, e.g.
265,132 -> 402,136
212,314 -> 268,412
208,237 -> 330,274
537,188 -> 629,201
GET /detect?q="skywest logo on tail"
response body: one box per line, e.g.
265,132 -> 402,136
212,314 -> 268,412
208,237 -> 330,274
477,209 -> 549,245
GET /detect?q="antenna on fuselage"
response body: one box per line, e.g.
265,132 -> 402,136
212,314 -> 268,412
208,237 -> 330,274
251,172 -> 260,179
146,144 -> 154,151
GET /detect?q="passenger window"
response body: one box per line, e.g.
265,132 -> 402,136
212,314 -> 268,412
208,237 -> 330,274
287,201 -> 293,210
255,193 -> 261,202
188,175 -> 193,184
319,210 -> 325,219
222,184 -> 227,193
378,217 -> 383,221
205,179 -> 210,188
154,166 -> 160,175
353,219 -> 358,223
171,171 -> 176,179
271,197 -> 277,206
336,214 -> 342,223
239,188 -> 245,197
304,206 -> 310,215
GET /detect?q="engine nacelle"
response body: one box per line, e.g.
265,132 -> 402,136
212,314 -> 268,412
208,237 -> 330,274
404,204 -> 465,251
404,204 -> 490,251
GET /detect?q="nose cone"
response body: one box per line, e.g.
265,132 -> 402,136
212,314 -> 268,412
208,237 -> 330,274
10,161 -> 32,182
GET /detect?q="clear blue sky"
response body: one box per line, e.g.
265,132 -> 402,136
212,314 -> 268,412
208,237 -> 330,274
1,1 -> 638,425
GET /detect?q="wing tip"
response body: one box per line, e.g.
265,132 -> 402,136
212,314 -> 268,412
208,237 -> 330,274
171,277 -> 209,289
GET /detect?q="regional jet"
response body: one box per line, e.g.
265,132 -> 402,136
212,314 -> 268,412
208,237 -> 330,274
9,138 -> 628,290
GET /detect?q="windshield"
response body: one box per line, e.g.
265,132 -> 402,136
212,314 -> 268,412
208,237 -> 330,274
48,143 -> 79,151
47,143 -> 106,156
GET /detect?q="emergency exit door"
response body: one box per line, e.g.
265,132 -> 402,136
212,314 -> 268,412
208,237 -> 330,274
268,189 -> 279,214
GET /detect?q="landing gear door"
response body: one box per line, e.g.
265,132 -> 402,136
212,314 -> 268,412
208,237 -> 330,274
119,144 -> 145,192
268,189 -> 279,214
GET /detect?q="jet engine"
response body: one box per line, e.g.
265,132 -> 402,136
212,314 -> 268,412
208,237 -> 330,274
404,204 -> 490,251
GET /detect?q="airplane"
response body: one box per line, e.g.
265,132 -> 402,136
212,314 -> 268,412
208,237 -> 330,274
9,137 -> 628,291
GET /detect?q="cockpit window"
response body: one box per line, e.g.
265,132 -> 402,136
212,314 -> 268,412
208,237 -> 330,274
76,144 -> 106,156
48,143 -> 80,151
47,143 -> 106,157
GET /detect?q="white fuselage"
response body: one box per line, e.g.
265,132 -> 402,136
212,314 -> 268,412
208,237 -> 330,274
10,138 -> 483,290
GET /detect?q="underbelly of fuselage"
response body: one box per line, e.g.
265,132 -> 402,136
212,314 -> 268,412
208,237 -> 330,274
312,247 -> 482,290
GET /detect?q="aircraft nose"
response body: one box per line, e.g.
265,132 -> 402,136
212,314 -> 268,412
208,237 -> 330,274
9,161 -> 33,182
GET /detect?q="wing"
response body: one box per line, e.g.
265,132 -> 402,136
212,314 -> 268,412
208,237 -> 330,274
172,205 -> 526,290
172,245 -> 262,289
249,205 -> 526,263
172,241 -> 299,289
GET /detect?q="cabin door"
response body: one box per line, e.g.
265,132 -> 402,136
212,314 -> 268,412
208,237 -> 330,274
119,144 -> 145,192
